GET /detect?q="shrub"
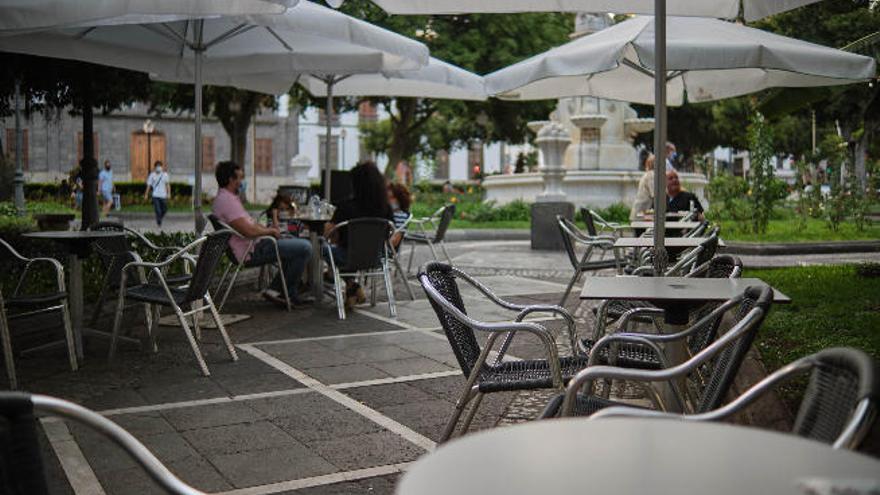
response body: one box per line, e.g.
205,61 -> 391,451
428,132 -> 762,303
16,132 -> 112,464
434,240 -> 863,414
746,111 -> 787,234
593,203 -> 629,224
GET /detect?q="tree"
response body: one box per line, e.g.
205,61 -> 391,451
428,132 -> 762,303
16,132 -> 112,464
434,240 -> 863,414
0,53 -> 151,227
316,6 -> 573,175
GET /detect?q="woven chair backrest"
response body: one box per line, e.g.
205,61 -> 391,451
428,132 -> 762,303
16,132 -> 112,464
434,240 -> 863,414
691,234 -> 719,271
557,216 -> 584,270
0,392 -> 50,495
340,218 -> 391,271
793,348 -> 879,444
432,204 -> 456,243
581,208 -> 599,237
695,285 -> 773,413
183,231 -> 232,304
89,222 -> 136,287
687,255 -> 744,356
207,214 -> 241,264
419,262 -> 482,377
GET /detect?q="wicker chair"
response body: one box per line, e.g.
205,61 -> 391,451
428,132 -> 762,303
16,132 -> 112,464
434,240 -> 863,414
324,218 -> 397,320
404,204 -> 455,274
0,239 -> 77,390
0,391 -> 205,495
109,231 -> 238,377
590,347 -> 879,450
557,216 -> 623,307
418,262 -> 586,443
542,285 -> 773,418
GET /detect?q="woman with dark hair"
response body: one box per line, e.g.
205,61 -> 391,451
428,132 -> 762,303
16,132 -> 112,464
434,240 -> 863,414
324,160 -> 393,308
387,182 -> 411,249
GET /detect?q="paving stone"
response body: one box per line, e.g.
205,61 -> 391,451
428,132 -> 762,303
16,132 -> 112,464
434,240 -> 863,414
287,474 -> 399,495
408,375 -> 467,402
97,453 -> 233,495
162,401 -> 260,431
269,346 -> 360,369
308,431 -> 425,471
343,382 -> 436,409
315,334 -> 402,350
135,377 -> 229,404
215,371 -> 303,396
209,444 -> 338,488
303,363 -> 391,385
271,406 -> 384,443
338,344 -> 420,363
244,391 -> 320,420
368,357 -> 454,377
106,411 -> 175,437
182,421 -> 296,456
394,340 -> 455,358
378,399 -> 456,432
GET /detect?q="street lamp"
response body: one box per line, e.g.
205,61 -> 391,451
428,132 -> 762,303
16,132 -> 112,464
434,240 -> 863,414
340,128 -> 347,170
142,119 -> 155,178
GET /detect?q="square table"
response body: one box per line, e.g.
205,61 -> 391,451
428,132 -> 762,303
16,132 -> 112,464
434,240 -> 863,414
613,237 -> 726,249
628,221 -> 701,230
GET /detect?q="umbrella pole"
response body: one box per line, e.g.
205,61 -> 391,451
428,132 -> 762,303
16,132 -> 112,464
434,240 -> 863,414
13,79 -> 25,216
652,0 -> 668,275
193,20 -> 206,233
323,77 -> 335,201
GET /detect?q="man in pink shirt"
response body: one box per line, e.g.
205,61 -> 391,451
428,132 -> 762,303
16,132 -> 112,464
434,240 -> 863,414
212,161 -> 312,306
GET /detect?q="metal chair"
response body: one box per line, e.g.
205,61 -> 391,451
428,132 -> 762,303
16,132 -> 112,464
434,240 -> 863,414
207,214 -> 291,312
418,262 -> 586,443
557,215 -> 623,307
109,231 -> 238,377
0,239 -> 77,390
0,391 -> 205,495
387,211 -> 416,301
324,218 -> 398,320
590,347 -> 879,450
541,286 -> 773,418
404,204 -> 455,274
583,207 -> 628,237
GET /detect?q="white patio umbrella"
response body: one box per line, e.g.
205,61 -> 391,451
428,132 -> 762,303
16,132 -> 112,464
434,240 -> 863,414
347,0 -> 825,272
0,1 -> 428,230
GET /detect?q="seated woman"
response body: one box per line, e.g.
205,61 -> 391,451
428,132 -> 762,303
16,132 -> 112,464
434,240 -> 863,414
265,192 -> 302,237
387,182 -> 412,250
323,160 -> 393,308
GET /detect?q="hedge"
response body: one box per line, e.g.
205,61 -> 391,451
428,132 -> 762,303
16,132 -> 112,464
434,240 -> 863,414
26,181 -> 194,199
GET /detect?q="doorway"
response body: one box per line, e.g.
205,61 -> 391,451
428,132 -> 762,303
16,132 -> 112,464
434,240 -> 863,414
130,131 -> 166,181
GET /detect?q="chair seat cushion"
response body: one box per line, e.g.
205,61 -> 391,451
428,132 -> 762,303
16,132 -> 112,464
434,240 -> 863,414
6,292 -> 68,308
124,284 -> 190,306
579,259 -> 620,271
403,232 -> 433,243
164,273 -> 192,286
579,338 -> 662,370
477,356 -> 589,393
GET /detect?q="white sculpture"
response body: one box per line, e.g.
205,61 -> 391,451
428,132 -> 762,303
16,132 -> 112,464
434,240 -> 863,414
289,154 -> 312,187
535,122 -> 571,203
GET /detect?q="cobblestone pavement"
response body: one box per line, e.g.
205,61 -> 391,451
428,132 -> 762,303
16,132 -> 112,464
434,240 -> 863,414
10,230 -> 871,494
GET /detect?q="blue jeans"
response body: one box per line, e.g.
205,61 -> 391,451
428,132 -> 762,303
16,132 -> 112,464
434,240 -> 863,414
152,197 -> 168,226
251,237 -> 312,298
323,243 -> 347,268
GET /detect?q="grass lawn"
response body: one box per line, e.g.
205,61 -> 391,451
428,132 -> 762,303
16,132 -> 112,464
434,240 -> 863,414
719,217 -> 880,243
746,264 -> 880,374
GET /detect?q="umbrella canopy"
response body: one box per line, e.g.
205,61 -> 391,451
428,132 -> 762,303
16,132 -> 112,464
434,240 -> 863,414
363,0 -> 817,22
485,16 -> 877,104
0,0 -> 296,33
0,0 -> 428,230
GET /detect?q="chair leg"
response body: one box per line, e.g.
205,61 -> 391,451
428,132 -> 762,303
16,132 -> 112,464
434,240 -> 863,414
274,250 -> 292,312
334,271 -> 346,320
426,240 -> 439,262
406,241 -> 417,274
174,306 -> 211,377
59,302 -> 78,372
383,262 -> 397,318
0,301 -> 18,390
108,288 -> 127,361
458,392 -> 485,436
392,254 -> 415,300
205,294 -> 238,362
558,269 -> 583,307
440,385 -> 478,444
191,301 -> 202,342
370,275 -> 377,307
218,264 -> 243,314
439,240 -> 453,264
145,305 -> 159,353
88,282 -> 108,328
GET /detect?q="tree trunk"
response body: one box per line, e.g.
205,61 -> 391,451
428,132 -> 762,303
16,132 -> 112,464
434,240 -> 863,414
218,93 -> 260,170
385,98 -> 418,177
854,130 -> 868,192
80,85 -> 99,230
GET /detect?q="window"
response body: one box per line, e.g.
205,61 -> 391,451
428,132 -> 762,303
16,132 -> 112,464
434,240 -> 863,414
255,138 -> 273,174
318,135 -> 339,171
76,132 -> 100,163
358,101 -> 377,123
5,128 -> 28,170
201,136 -> 215,171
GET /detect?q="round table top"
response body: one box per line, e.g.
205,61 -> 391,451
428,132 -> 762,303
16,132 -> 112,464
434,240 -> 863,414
293,215 -> 332,222
397,419 -> 880,495
23,230 -> 125,241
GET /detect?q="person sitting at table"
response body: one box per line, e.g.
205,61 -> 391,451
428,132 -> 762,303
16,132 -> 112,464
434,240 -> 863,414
324,160 -> 394,309
629,153 -> 655,221
212,161 -> 313,307
387,182 -> 411,250
666,170 -> 705,221
265,192 -> 303,237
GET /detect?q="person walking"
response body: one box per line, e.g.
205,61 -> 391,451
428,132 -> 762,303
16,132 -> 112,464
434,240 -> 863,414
98,159 -> 115,216
144,160 -> 171,228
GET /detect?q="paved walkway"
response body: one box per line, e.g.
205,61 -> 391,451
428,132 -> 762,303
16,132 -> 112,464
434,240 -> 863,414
9,231 -> 877,494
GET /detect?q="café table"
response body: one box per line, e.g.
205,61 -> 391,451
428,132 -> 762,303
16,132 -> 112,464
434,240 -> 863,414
396,419 -> 880,495
22,230 -> 138,360
580,276 -> 790,410
629,220 -> 701,230
293,213 -> 333,303
636,210 -> 691,220
613,237 -> 726,249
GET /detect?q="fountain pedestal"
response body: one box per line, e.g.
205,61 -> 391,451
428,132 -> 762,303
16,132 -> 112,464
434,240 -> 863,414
531,122 -> 574,251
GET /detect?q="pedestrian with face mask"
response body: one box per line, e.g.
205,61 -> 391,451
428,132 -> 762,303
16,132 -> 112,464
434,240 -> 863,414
144,160 -> 171,228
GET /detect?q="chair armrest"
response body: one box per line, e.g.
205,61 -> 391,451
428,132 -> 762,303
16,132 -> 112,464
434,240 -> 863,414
16,257 -> 67,295
617,307 -> 666,332
587,333 -> 670,369
514,305 -> 577,353
589,406 -> 687,421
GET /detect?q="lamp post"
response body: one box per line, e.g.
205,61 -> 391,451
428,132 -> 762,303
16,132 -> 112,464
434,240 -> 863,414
13,80 -> 25,216
340,128 -> 347,170
142,119 -> 155,178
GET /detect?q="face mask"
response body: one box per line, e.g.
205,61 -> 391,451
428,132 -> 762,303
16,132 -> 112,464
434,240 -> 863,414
238,182 -> 246,195
389,200 -> 399,210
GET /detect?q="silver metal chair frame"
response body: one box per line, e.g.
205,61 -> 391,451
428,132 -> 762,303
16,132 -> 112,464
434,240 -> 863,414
0,239 -> 77,390
109,235 -> 238,377
388,212 -> 416,300
26,393 -> 205,494
324,219 -> 398,320
405,205 -> 454,274
589,352 -> 877,450
420,264 -> 578,442
562,296 -> 766,416
589,209 -> 628,236
557,216 -> 623,307
211,217 -> 291,312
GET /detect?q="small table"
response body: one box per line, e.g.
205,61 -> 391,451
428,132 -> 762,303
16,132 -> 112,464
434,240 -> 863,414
636,210 -> 691,220
629,220 -> 701,230
293,215 -> 333,302
397,419 -> 880,495
22,230 -> 130,360
613,237 -> 726,249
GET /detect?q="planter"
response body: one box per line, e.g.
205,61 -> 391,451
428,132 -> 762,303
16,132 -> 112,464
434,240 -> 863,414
33,213 -> 74,231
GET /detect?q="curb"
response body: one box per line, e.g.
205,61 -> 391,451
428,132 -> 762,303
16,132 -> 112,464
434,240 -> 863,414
725,240 -> 880,255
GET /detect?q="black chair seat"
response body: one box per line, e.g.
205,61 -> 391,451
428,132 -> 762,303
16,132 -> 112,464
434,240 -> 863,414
403,232 -> 433,243
541,392 -> 648,418
579,338 -> 663,370
6,292 -> 68,308
124,284 -> 190,306
477,356 -> 589,393
164,273 -> 193,286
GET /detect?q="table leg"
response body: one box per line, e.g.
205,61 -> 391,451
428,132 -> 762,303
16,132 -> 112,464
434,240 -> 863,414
311,232 -> 323,303
68,254 -> 85,361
